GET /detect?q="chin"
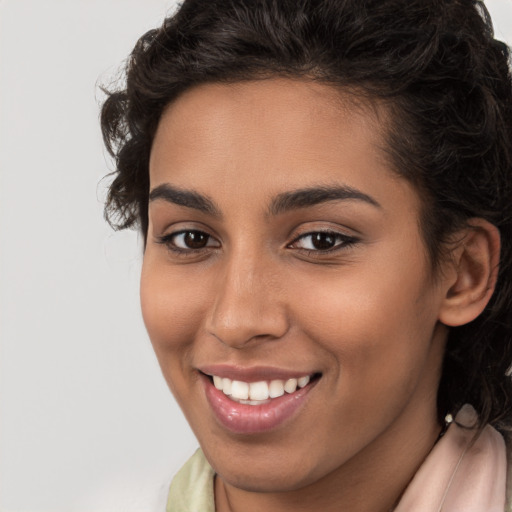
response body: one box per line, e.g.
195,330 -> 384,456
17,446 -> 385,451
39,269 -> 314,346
203,440 -> 327,493
218,465 -> 318,493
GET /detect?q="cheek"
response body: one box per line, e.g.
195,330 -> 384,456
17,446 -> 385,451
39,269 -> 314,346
140,258 -> 205,382
293,254 -> 439,388
290,269 -> 441,449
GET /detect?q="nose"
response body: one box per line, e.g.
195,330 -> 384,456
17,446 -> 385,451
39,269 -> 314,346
205,250 -> 289,349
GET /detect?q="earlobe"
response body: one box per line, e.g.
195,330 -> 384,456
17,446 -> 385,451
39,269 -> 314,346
438,218 -> 501,327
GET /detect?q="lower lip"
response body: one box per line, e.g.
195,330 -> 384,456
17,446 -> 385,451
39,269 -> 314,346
201,373 -> 318,434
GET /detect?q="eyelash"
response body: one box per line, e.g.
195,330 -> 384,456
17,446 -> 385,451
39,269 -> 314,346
288,230 -> 359,256
156,229 -> 359,258
156,230 -> 219,258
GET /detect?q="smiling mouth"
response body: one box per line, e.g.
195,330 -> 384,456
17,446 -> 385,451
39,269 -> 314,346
200,370 -> 321,434
203,372 -> 322,405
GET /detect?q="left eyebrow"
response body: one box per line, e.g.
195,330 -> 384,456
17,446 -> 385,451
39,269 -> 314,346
267,185 -> 381,216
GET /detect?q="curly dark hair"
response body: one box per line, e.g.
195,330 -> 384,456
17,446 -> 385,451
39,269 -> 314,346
101,0 -> 512,433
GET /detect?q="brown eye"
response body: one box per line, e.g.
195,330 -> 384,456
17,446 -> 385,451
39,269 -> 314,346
159,230 -> 220,253
310,232 -> 336,250
181,231 -> 210,249
290,231 -> 358,253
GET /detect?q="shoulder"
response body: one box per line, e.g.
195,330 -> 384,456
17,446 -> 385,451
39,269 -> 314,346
166,448 -> 216,512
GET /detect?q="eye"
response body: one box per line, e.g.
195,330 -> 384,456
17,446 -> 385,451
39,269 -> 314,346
157,229 -> 220,255
289,231 -> 358,253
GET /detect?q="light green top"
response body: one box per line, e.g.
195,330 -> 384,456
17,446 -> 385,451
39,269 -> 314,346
167,449 -> 215,512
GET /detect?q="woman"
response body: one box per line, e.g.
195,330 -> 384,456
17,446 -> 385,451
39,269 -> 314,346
101,0 -> 512,510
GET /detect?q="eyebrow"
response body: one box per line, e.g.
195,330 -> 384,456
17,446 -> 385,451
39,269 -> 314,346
148,183 -> 381,218
268,185 -> 381,216
149,184 -> 222,217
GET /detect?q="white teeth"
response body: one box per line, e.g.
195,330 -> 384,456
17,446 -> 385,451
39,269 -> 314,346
284,378 -> 298,394
269,380 -> 285,398
213,375 -> 223,390
239,399 -> 272,405
222,378 -> 232,395
231,380 -> 249,400
211,374 -> 314,402
249,381 -> 269,401
298,376 -> 310,388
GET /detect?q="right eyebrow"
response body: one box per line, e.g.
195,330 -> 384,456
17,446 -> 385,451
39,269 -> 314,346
267,184 -> 381,216
149,184 -> 223,219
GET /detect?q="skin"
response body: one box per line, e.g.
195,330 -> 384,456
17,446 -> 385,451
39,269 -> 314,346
141,78 -> 475,512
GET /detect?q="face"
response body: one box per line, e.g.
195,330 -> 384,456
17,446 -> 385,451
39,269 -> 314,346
141,79 -> 449,494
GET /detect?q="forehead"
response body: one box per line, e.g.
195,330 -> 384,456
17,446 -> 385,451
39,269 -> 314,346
149,78 -> 418,219
153,78 -> 382,140
151,79 -> 386,171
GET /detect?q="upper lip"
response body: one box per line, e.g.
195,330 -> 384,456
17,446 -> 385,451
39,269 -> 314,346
198,364 -> 318,382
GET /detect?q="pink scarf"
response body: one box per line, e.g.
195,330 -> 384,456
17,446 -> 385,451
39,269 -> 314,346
395,405 -> 507,512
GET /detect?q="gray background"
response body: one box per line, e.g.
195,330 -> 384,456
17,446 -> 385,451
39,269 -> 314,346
1,1 -> 511,510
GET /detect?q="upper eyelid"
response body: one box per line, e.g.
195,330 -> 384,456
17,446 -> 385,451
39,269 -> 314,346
292,228 -> 353,238
289,227 -> 356,242
162,229 -> 220,247
161,227 -> 350,240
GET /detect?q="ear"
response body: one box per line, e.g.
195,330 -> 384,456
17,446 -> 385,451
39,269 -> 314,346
438,218 -> 500,327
